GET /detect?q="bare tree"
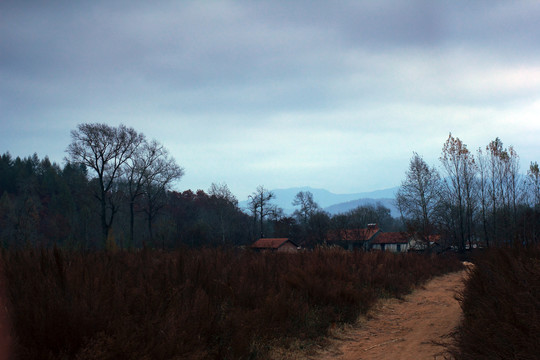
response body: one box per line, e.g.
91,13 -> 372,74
484,138 -> 523,245
209,182 -> 238,204
66,123 -> 144,245
292,191 -> 319,225
396,152 -> 442,245
307,210 -> 331,246
123,139 -> 169,248
208,182 -> 239,244
140,141 -> 184,246
526,161 -> 540,244
476,146 -> 491,247
248,185 -> 277,239
527,161 -> 540,208
486,138 -> 506,245
440,134 -> 477,251
502,145 -> 522,235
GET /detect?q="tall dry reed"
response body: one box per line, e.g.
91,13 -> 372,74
448,246 -> 540,359
1,247 -> 462,359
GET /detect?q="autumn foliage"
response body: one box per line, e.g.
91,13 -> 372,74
0,247 -> 462,359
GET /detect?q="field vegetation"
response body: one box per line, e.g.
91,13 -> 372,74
447,245 -> 540,359
1,247 -> 462,360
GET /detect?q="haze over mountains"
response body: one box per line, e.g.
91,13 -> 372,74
240,186 -> 400,218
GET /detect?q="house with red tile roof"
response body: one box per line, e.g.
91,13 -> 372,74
326,224 -> 442,253
369,232 -> 409,252
326,224 -> 380,250
251,238 -> 300,252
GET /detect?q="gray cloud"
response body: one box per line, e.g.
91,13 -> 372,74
1,1 -> 539,198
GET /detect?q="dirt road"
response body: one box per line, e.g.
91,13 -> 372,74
309,270 -> 467,360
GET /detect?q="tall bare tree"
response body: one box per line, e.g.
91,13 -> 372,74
292,191 -> 319,225
476,146 -> 491,247
208,182 -> 239,244
526,161 -> 540,244
248,185 -> 277,239
440,134 -> 477,251
66,123 -> 144,245
140,141 -> 184,246
123,139 -> 173,248
396,152 -> 442,244
483,138 -> 523,245
502,145 -> 522,235
486,138 -> 506,245
527,162 -> 540,208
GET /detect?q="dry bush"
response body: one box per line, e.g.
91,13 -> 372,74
447,246 -> 540,359
1,247 -> 462,360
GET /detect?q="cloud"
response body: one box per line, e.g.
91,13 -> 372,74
1,1 -> 539,199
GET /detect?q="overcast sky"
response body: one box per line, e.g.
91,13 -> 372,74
2,1 -> 539,200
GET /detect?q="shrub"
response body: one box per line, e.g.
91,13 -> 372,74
448,246 -> 540,359
1,247 -> 462,359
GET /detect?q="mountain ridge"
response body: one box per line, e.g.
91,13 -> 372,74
239,186 -> 399,217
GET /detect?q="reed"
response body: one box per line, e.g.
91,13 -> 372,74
1,247 -> 462,359
447,245 -> 540,359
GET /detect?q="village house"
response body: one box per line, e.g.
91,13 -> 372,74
369,232 -> 409,252
408,234 -> 442,252
251,238 -> 300,253
326,223 -> 380,250
325,223 -> 450,253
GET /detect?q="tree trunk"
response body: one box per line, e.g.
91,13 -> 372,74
100,188 -> 109,247
259,207 -> 264,238
129,200 -> 135,248
147,210 -> 154,247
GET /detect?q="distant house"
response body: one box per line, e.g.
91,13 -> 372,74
369,232 -> 409,252
251,238 -> 300,253
408,234 -> 442,252
326,224 -> 380,250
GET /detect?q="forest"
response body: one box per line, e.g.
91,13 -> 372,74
0,123 -> 400,251
397,133 -> 540,250
1,125 -> 539,252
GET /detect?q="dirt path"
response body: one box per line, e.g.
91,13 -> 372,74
309,270 -> 468,360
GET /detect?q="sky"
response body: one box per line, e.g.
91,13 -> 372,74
2,1 -> 540,200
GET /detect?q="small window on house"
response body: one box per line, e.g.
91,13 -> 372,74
396,244 -> 401,252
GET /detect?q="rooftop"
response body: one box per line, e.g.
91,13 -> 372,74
251,238 -> 296,249
371,232 -> 409,244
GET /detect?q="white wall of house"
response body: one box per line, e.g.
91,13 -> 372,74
372,243 -> 409,252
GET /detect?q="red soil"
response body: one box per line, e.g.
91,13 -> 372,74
309,270 -> 468,360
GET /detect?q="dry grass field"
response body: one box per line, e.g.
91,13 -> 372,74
0,247 -> 463,359
447,246 -> 540,359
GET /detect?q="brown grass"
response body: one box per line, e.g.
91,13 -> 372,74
1,247 -> 462,360
447,246 -> 540,359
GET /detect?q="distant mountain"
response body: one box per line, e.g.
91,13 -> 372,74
324,198 -> 400,217
239,186 -> 399,217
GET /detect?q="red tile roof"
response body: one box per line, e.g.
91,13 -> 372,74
327,225 -> 380,242
251,238 -> 296,249
371,232 -> 409,244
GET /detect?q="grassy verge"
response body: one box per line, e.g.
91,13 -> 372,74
1,247 -> 462,360
448,246 -> 540,359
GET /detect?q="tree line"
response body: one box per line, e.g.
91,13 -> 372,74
0,124 -> 252,249
0,123 -> 400,250
247,185 -> 400,248
396,133 -> 540,251
3,125 -> 536,251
